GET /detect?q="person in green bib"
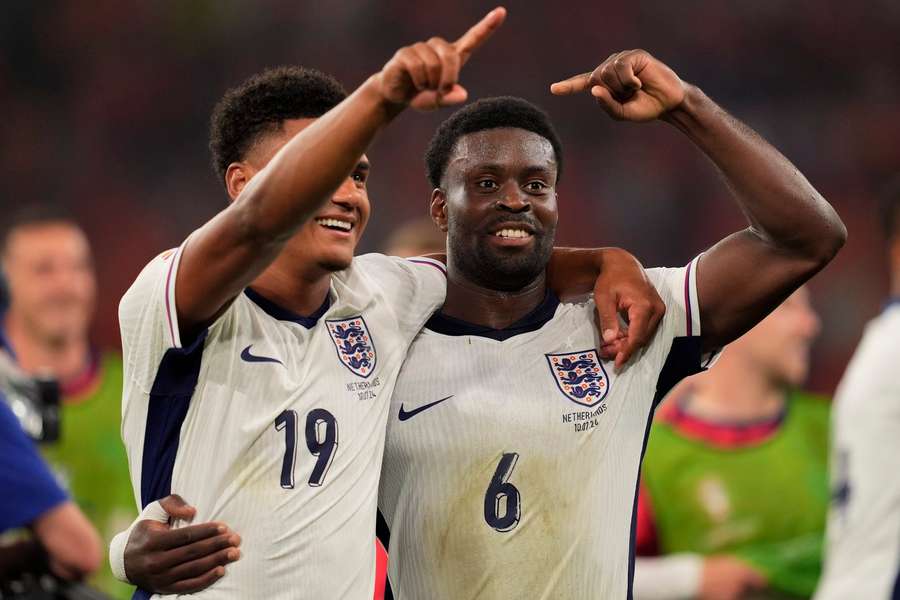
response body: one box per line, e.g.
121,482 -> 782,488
634,287 -> 830,600
1,206 -> 134,599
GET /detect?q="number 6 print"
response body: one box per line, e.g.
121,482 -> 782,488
275,408 -> 339,488
484,452 -> 521,532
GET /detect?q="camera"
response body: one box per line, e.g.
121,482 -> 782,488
0,351 -> 60,443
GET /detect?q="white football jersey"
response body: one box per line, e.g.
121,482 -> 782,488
118,244 -> 445,600
379,258 -> 717,600
816,301 -> 900,600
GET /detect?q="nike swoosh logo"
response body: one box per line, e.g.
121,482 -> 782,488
398,396 -> 454,421
240,345 -> 284,366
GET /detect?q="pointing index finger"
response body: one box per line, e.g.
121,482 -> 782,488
453,6 -> 507,64
550,72 -> 593,96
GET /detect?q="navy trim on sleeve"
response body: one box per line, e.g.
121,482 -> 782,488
134,332 -> 208,600
139,331 -> 208,508
626,335 -> 710,600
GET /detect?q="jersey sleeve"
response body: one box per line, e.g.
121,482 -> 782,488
0,395 -> 68,532
353,253 -> 447,341
644,256 -> 722,404
118,241 -> 206,391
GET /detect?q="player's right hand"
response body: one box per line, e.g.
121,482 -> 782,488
375,7 -> 506,111
699,555 -> 767,600
124,494 -> 241,594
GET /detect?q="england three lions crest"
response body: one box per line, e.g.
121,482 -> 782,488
546,350 -> 609,406
326,316 -> 377,378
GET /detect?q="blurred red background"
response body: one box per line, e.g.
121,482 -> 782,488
1,0 -> 897,394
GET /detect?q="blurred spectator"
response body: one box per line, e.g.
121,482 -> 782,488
0,2 -> 896,393
815,180 -> 900,600
0,389 -> 102,587
0,207 -> 133,598
634,288 -> 829,600
382,216 -> 446,257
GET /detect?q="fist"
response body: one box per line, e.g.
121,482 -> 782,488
699,555 -> 767,600
376,7 -> 506,111
551,50 -> 686,122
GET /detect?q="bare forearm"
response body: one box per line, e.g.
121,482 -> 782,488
664,86 -> 846,260
234,78 -> 397,242
176,77 -> 400,329
32,502 -> 102,579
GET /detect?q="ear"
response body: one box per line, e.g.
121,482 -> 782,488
430,188 -> 448,232
225,163 -> 252,201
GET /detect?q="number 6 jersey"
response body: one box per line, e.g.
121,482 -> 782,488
118,245 -> 445,599
378,259 -> 718,600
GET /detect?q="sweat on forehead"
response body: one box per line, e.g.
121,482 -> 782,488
424,96 -> 564,188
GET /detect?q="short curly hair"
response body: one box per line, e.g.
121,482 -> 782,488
209,66 -> 347,182
424,96 -> 563,189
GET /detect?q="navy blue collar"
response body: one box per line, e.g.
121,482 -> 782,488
244,288 -> 330,329
884,297 -> 900,312
425,289 -> 560,341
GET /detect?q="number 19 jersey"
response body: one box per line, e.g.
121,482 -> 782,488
119,245 -> 445,599
378,259 -> 717,599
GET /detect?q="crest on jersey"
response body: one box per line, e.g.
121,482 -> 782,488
545,350 -> 609,406
326,316 -> 377,378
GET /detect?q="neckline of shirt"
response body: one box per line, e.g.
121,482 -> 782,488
424,289 -> 560,341
243,287 -> 331,329
659,391 -> 790,448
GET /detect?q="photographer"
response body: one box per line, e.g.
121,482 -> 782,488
1,207 -> 132,598
0,387 -> 102,586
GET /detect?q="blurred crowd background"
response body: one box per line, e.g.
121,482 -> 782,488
0,2 -> 898,598
1,0 -> 898,393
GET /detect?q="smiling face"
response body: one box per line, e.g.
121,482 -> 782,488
227,118 -> 371,273
732,287 -> 821,387
2,222 -> 96,346
432,127 -> 559,291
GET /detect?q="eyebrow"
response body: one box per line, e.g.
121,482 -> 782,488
356,160 -> 371,171
468,163 -> 554,175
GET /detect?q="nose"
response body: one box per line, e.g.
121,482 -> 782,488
331,177 -> 361,210
496,185 -> 530,213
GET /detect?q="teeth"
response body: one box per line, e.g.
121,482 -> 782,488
316,218 -> 352,231
495,228 -> 530,239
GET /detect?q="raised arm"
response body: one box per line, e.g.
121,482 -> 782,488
551,50 -> 845,351
174,8 -> 507,336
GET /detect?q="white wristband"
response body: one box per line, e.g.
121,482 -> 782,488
632,554 -> 703,600
108,500 -> 170,583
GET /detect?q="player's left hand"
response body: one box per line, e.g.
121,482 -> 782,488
593,254 -> 665,369
550,50 -> 685,122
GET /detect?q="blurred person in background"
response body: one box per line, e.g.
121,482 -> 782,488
382,216 -> 446,257
0,207 -> 133,599
634,288 -> 829,600
815,181 -> 900,600
0,388 -> 102,592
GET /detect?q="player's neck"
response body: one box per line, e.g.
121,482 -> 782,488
686,358 -> 786,424
250,261 -> 332,318
3,311 -> 90,383
441,269 -> 548,330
